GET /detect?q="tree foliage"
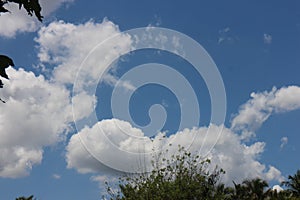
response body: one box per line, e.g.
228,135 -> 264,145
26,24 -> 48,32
0,54 -> 14,103
282,170 -> 300,197
232,178 -> 269,200
16,195 -> 35,200
104,147 -> 300,200
14,154 -> 300,199
105,146 -> 228,200
0,0 -> 43,21
0,0 -> 43,103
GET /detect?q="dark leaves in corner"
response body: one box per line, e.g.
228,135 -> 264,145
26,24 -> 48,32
0,0 -> 43,22
0,54 -> 15,103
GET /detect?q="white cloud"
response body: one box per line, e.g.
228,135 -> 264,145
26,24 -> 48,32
52,174 -> 61,179
65,78 -> 299,186
1,19 -> 131,179
280,137 -> 288,149
91,175 -> 108,183
35,19 -> 133,128
90,175 -> 118,187
39,0 -> 74,16
35,19 -> 132,89
272,185 -> 283,192
147,14 -> 162,27
102,73 -> 136,92
0,67 -> 73,178
71,92 -> 96,121
24,18 -> 300,187
66,119 -> 154,174
91,175 -> 120,197
264,33 -> 272,44
218,27 -> 235,44
0,18 -> 131,177
265,166 -> 283,182
231,86 -> 300,140
0,0 -> 73,38
0,4 -> 37,38
66,118 -> 284,185
219,27 -> 230,34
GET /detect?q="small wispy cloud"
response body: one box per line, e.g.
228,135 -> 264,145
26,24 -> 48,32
162,99 -> 169,107
52,174 -> 61,179
103,73 -> 136,92
280,137 -> 288,149
148,14 -> 162,27
218,27 -> 237,44
223,27 -> 230,33
264,33 -> 272,44
90,175 -> 108,183
218,38 -> 225,44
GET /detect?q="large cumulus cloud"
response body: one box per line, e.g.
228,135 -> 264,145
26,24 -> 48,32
66,118 -> 285,185
0,18 -> 131,178
231,86 -> 300,140
65,85 -> 300,186
2,16 -> 300,188
0,67 -> 72,177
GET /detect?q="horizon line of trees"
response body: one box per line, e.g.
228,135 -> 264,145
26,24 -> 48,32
16,146 -> 300,199
103,146 -> 300,200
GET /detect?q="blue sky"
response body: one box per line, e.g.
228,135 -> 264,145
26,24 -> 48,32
0,0 -> 300,199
